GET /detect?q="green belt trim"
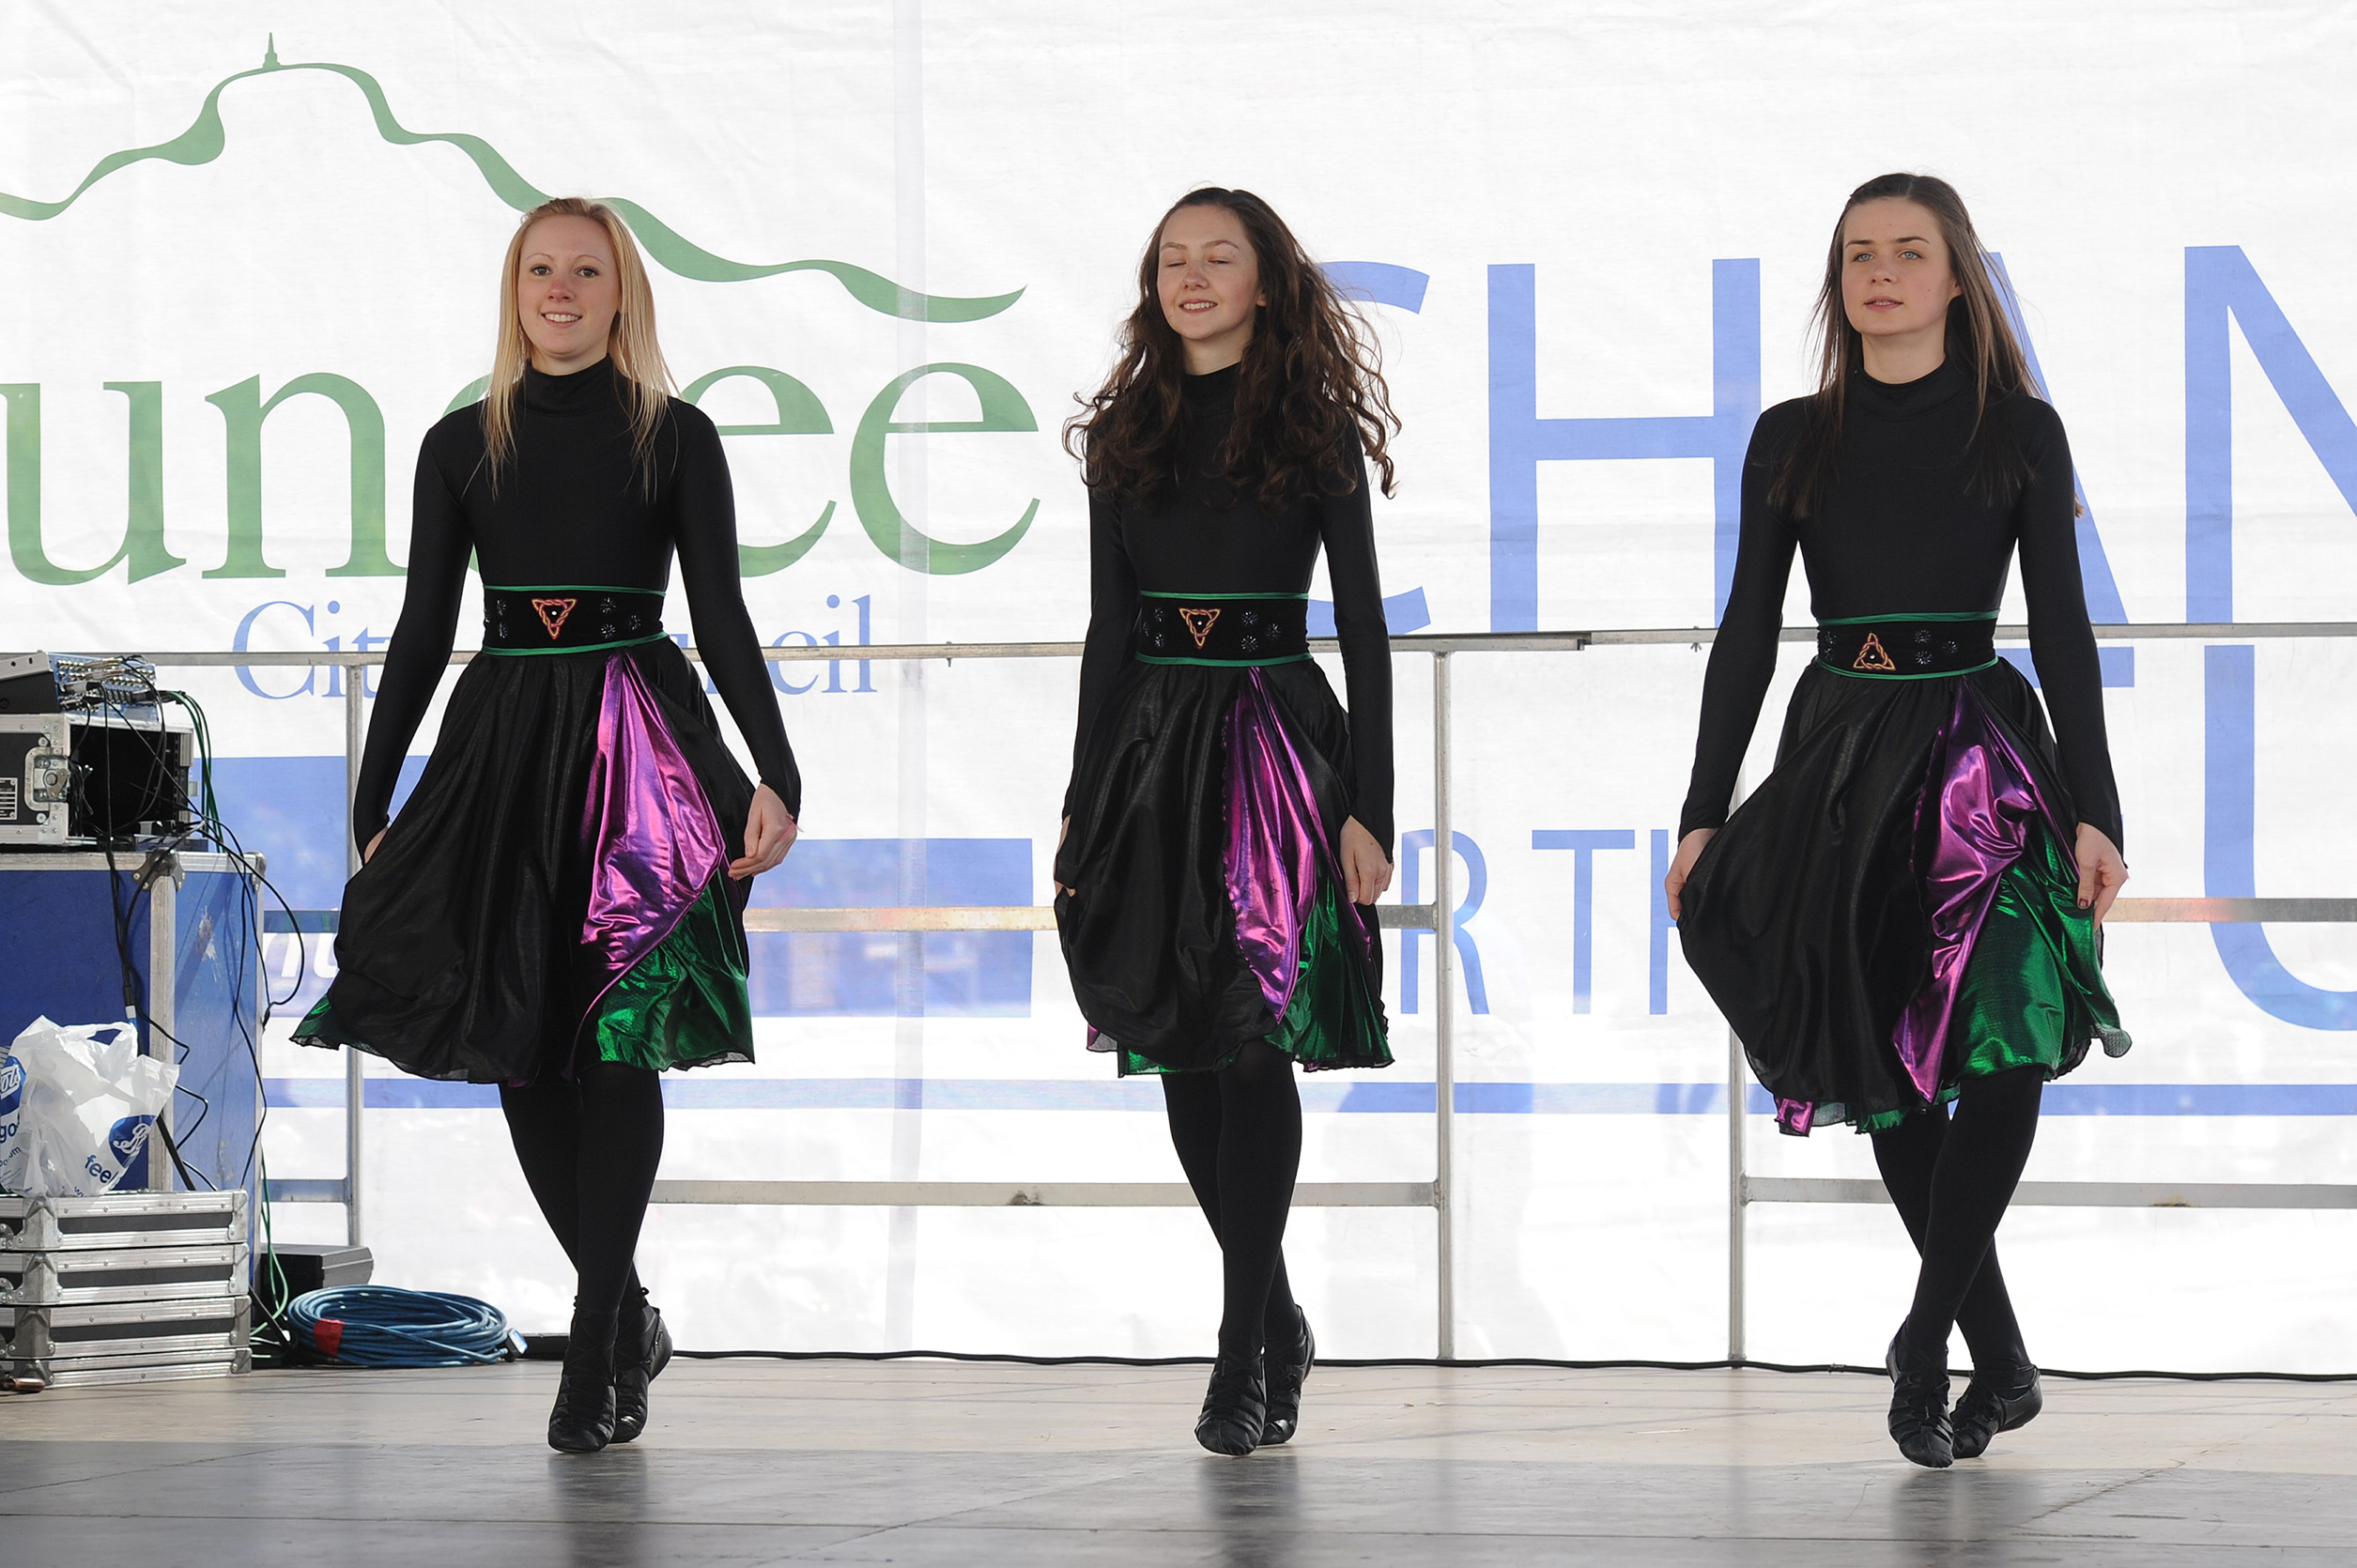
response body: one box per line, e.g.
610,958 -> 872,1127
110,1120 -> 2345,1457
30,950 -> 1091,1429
486,582 -> 663,594
1137,591 -> 1310,602
482,631 -> 671,658
1136,652 -> 1315,669
1816,655 -> 2000,682
1817,610 -> 1998,626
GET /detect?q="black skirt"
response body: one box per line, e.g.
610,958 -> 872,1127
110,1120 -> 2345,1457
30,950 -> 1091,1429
1678,657 -> 2125,1132
296,639 -> 754,1084
1055,658 -> 1390,1075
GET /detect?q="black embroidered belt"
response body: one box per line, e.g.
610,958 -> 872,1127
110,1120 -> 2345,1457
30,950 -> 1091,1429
1133,592 -> 1312,667
1815,613 -> 1998,680
484,586 -> 668,656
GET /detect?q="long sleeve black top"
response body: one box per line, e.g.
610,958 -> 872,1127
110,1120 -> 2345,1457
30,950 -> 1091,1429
352,357 -> 800,844
1066,364 -> 1396,855
1679,360 -> 2122,852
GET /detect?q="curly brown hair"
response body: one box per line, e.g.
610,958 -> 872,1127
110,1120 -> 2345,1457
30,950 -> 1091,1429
1064,188 -> 1398,507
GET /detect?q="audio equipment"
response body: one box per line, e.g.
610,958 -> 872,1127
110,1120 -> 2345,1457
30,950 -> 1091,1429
0,653 -> 162,718
0,715 -> 196,847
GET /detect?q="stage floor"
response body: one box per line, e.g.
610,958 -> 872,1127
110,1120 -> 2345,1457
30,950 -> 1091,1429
2,1360 -> 2351,1565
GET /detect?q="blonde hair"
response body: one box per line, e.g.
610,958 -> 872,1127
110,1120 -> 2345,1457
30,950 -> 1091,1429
482,197 -> 674,490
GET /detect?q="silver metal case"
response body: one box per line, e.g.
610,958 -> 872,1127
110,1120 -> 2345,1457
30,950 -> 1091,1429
0,1241 -> 250,1307
0,715 -> 73,845
0,1195 -> 253,1387
0,1191 -> 250,1251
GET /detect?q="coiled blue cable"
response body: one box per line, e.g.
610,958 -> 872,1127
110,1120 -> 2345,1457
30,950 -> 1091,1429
286,1286 -> 524,1367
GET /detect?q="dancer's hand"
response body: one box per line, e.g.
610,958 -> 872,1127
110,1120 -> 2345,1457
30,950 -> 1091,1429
731,785 -> 798,880
2075,822 -> 2127,926
1340,817 -> 1393,904
362,829 -> 385,865
1663,827 -> 1715,921
1054,816 -> 1072,898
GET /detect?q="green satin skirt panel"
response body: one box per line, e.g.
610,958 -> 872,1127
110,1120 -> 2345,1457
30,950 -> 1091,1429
1856,825 -> 2131,1134
1117,872 -> 1394,1078
581,874 -> 755,1074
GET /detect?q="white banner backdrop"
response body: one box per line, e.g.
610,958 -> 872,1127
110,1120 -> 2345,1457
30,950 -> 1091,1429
6,1 -> 2357,1369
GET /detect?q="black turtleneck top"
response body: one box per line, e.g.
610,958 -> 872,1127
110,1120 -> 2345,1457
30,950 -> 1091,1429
352,358 -> 800,844
1680,360 -> 2121,851
1067,363 -> 1396,854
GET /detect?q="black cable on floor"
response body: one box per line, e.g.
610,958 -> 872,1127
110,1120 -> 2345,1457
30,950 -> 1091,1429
669,1349 -> 2357,1382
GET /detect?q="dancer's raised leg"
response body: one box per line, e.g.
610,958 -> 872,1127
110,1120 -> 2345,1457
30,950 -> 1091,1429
1894,1067 -> 2043,1369
499,1079 -> 652,1330
1871,1100 -> 2030,1374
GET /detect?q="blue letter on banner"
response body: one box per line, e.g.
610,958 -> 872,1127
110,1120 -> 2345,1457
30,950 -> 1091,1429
1531,829 -> 1637,1013
2205,646 -> 2357,1028
1650,828 -> 1675,1015
1987,255 -> 2134,686
2186,249 -> 2357,1027
2185,247 -> 2357,623
1487,261 -> 1760,630
1398,829 -> 1488,1015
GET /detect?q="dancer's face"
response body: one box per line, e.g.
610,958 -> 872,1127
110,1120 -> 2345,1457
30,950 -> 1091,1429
1839,197 -> 1963,361
517,215 -> 621,375
1157,204 -> 1264,374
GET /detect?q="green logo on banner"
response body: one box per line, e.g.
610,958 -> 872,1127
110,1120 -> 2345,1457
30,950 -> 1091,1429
0,39 -> 1041,583
0,38 -> 1022,323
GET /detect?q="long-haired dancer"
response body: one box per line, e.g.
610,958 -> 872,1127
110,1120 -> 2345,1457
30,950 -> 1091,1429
1665,173 -> 2130,1468
1058,188 -> 1399,1455
298,197 -> 800,1453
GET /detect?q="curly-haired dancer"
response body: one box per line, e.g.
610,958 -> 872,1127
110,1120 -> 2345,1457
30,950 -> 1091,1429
299,198 -> 800,1453
1666,174 -> 2130,1468
1057,189 -> 1400,1455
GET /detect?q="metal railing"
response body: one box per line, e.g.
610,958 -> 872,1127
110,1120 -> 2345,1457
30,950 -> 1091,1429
155,629 -> 1553,1359
137,621 -> 2357,1361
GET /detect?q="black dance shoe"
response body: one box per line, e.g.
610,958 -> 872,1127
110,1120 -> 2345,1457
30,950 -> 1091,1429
548,1336 -> 619,1453
1949,1366 -> 2042,1460
1194,1352 -> 1269,1456
1885,1333 -> 1953,1469
610,1305 -> 674,1446
1259,1310 -> 1315,1447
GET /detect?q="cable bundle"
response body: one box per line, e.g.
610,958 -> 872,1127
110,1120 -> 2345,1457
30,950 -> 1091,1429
286,1286 -> 523,1367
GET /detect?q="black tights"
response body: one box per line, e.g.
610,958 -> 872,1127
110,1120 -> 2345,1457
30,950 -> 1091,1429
1871,1066 -> 2044,1376
1162,1041 -> 1304,1362
500,1063 -> 665,1363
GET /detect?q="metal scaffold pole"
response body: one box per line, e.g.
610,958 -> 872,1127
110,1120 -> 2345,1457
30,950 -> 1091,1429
1433,652 -> 1456,1360
1728,1025 -> 1746,1364
343,674 -> 364,1248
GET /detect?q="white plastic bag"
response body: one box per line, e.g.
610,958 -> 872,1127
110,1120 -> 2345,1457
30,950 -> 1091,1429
0,1041 -> 26,1194
0,1017 -> 178,1197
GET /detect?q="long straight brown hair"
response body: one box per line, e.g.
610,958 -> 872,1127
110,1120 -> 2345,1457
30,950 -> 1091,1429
1064,187 -> 1398,506
481,197 -> 675,492
1771,173 -> 2038,519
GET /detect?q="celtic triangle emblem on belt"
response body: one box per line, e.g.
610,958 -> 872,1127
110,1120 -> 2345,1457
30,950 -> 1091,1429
531,596 -> 580,639
1851,632 -> 1899,672
1178,607 -> 1222,650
